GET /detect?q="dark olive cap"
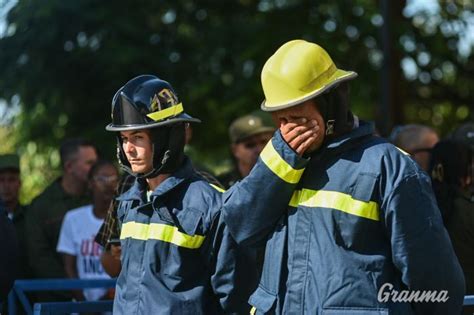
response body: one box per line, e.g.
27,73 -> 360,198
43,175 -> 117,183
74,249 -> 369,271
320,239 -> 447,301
229,114 -> 275,143
0,154 -> 20,171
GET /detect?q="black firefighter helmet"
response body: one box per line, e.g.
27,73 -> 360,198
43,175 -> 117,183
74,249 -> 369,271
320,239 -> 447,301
106,74 -> 200,178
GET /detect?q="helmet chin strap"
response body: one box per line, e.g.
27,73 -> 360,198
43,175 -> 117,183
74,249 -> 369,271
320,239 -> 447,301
141,149 -> 171,179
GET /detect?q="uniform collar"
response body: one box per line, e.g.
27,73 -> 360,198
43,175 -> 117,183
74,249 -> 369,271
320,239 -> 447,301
308,120 -> 374,159
325,120 -> 374,150
150,157 -> 195,198
116,157 -> 195,202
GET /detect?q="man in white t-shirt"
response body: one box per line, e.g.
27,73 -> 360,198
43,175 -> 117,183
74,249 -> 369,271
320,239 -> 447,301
57,160 -> 119,301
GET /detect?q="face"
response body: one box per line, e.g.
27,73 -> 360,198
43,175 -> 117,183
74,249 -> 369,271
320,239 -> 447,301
120,130 -> 154,174
0,170 -> 21,204
90,164 -> 119,201
271,99 -> 325,152
68,146 -> 98,184
232,132 -> 273,168
411,131 -> 439,172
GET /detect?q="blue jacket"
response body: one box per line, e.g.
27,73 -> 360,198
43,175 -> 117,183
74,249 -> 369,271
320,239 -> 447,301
114,158 -> 258,314
224,122 -> 465,314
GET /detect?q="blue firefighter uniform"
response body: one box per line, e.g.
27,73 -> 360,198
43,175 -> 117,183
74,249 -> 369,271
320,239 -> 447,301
224,121 -> 465,314
114,157 -> 259,314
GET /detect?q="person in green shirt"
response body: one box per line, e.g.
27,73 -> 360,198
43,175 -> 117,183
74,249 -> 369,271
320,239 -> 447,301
25,138 -> 97,299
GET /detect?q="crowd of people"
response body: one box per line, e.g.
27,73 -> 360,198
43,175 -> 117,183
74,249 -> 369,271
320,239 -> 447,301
0,39 -> 473,314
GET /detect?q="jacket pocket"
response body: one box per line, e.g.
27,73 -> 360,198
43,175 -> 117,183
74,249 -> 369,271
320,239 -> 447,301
248,286 -> 277,314
333,172 -> 381,251
351,172 -> 378,202
176,208 -> 205,236
322,307 -> 388,315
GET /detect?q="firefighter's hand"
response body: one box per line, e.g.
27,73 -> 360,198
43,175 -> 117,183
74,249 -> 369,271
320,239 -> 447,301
279,118 -> 319,156
110,244 -> 121,260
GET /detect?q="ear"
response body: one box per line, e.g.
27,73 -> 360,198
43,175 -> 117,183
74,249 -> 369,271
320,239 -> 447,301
63,159 -> 74,174
431,163 -> 444,182
231,143 -> 238,156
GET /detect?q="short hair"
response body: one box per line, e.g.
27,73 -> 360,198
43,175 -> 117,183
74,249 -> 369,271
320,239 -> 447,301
390,124 -> 437,151
59,138 -> 97,169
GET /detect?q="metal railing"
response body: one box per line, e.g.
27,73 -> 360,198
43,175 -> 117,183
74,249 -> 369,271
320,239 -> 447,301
6,279 -> 474,314
7,279 -> 116,315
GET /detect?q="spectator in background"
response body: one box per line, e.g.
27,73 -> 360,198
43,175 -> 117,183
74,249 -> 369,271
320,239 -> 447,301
217,112 -> 274,188
430,140 -> 474,298
57,160 -> 118,302
25,138 -> 97,300
451,121 -> 474,202
0,154 -> 30,279
0,198 -> 20,310
450,122 -> 474,149
390,124 -> 439,171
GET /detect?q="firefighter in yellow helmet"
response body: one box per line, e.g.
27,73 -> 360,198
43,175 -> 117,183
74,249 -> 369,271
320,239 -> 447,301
223,40 -> 465,314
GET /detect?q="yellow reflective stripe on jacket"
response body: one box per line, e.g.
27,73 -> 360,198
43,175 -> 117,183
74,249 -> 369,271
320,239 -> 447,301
120,221 -> 205,249
209,183 -> 226,193
260,141 -> 304,184
146,103 -> 184,121
289,189 -> 380,221
395,146 -> 410,156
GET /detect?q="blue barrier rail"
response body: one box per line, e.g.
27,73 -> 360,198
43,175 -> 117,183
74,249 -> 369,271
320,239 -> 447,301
6,279 -> 474,314
464,295 -> 474,306
8,278 -> 116,315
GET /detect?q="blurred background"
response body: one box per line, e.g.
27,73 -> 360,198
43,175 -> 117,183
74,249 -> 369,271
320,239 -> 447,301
0,0 -> 472,203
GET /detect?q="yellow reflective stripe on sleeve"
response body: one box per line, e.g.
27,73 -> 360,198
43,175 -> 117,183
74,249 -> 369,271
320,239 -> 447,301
209,183 -> 226,193
120,221 -> 205,249
146,103 -> 184,121
250,306 -> 256,315
289,189 -> 380,221
260,141 -> 304,184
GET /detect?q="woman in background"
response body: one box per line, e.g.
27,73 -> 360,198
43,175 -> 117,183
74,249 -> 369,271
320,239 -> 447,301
57,160 -> 118,302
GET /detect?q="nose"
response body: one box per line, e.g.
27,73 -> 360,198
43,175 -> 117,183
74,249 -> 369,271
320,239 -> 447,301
123,141 -> 135,155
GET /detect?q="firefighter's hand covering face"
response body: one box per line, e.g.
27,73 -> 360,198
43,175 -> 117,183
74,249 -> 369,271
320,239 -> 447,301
272,100 -> 323,155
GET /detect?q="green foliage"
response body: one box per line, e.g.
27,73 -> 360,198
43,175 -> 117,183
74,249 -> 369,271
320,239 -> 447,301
0,0 -> 472,200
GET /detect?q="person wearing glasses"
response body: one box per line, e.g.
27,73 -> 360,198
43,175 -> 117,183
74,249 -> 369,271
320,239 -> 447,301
218,113 -> 275,189
57,160 -> 119,302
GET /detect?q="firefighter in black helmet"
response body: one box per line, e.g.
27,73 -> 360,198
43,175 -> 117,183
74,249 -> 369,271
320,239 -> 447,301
106,74 -> 260,314
106,75 -> 200,178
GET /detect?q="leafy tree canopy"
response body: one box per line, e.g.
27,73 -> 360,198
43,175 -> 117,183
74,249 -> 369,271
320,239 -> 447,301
0,0 -> 472,202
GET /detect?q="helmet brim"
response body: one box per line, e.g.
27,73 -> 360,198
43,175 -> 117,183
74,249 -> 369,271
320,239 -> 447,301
261,69 -> 357,112
105,113 -> 201,131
